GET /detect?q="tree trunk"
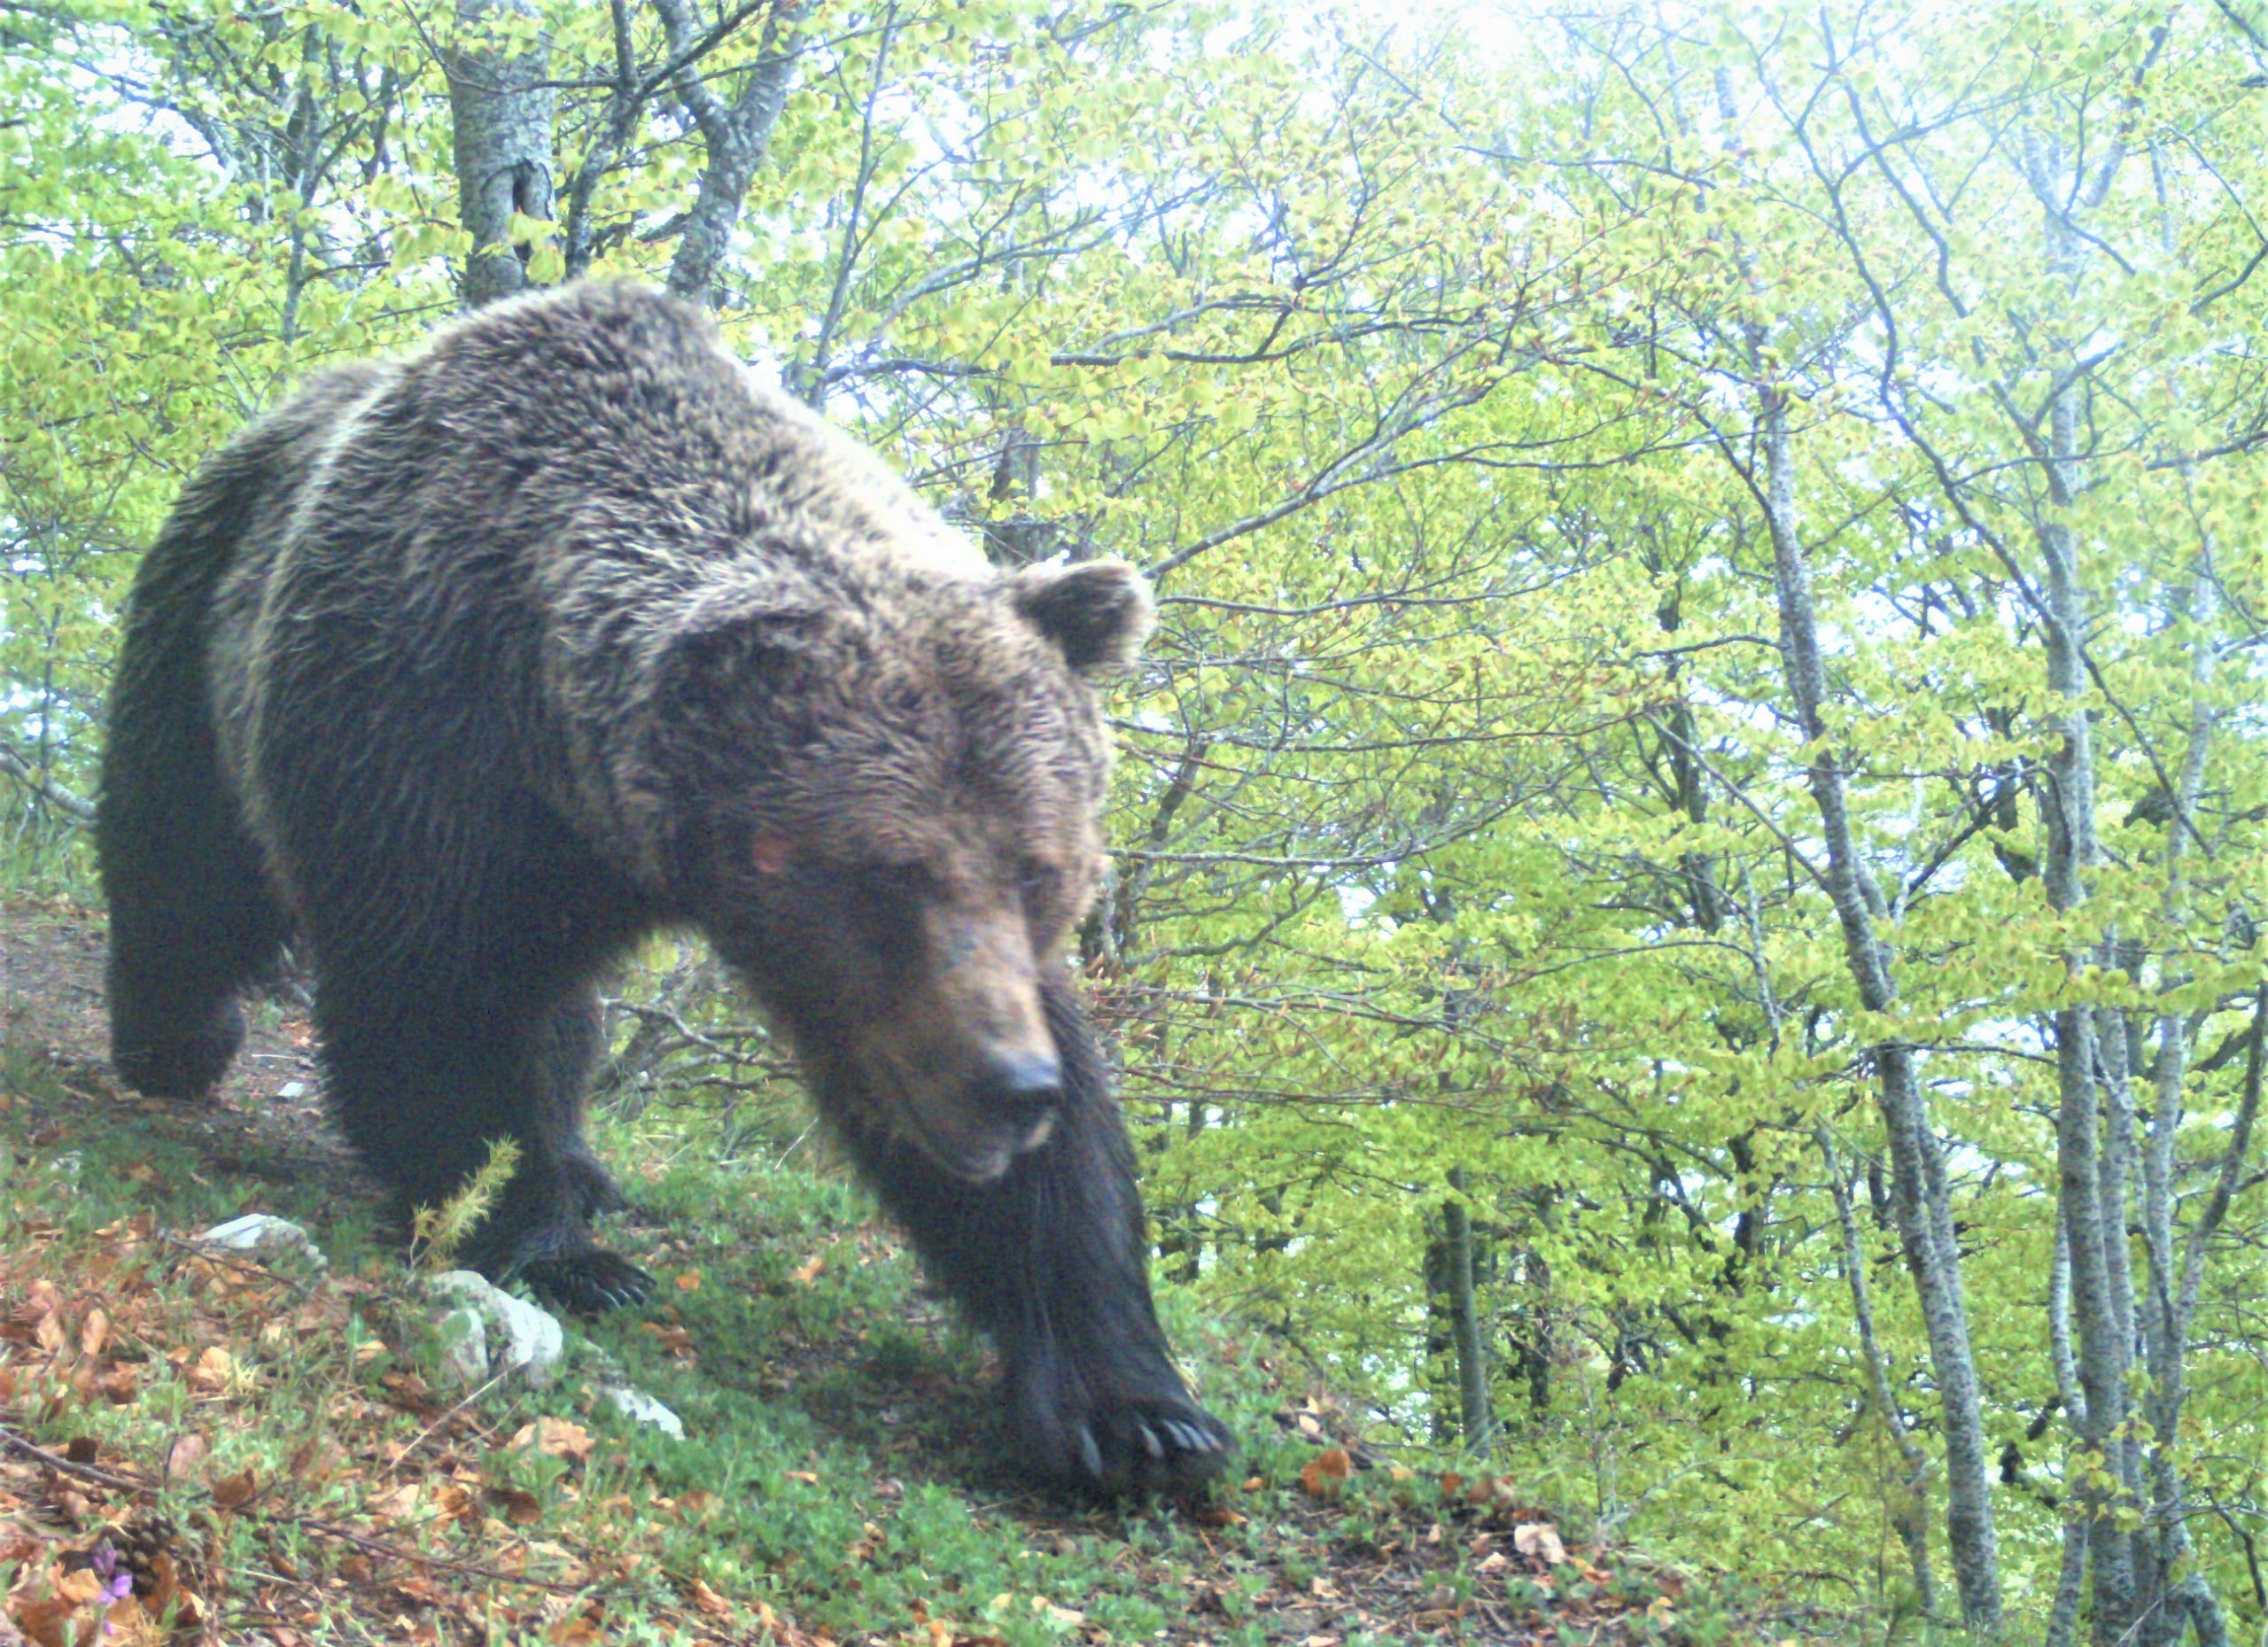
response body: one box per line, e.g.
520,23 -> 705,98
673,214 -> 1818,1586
1822,1131 -> 1938,1622
446,0 -> 555,308
2027,142 -> 2136,1641
1443,1167 -> 1493,1454
651,0 -> 804,307
1756,384 -> 2000,1631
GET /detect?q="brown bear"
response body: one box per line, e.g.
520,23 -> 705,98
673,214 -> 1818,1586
97,281 -> 1231,1495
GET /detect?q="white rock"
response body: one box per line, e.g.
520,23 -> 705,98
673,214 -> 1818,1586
425,1271 -> 565,1390
433,1299 -> 490,1387
198,1214 -> 328,1269
602,1383 -> 685,1440
277,1081 -> 308,1099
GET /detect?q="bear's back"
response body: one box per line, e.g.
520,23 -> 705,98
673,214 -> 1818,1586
202,282 -> 998,894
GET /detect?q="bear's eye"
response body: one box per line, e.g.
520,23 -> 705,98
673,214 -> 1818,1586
1018,859 -> 1059,910
863,860 -> 935,906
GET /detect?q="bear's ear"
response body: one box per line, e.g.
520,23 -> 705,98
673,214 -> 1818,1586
1010,559 -> 1154,679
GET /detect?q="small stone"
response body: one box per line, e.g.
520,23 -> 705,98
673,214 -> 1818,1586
277,1081 -> 308,1099
198,1214 -> 328,1269
602,1383 -> 685,1439
426,1271 -> 565,1390
434,1302 -> 489,1387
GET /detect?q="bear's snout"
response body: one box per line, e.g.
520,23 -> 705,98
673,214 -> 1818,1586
974,1048 -> 1062,1151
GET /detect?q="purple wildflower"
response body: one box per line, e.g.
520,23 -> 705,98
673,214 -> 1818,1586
88,1537 -> 133,1634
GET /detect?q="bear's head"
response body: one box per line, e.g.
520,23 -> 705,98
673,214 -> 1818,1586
653,556 -> 1153,1182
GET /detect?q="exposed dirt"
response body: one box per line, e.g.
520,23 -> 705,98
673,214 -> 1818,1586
0,897 -> 364,1207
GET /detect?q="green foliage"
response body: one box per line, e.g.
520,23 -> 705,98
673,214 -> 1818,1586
408,1138 -> 522,1273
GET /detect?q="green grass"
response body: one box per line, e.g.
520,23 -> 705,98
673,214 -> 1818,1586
0,1021 -> 1765,1646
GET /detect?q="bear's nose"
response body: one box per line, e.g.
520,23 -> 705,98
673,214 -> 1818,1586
979,1050 -> 1062,1139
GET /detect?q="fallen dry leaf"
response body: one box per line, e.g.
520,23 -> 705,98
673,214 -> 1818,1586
487,1486 -> 542,1526
368,1481 -> 422,1520
1514,1522 -> 1567,1566
1465,1473 -> 1519,1510
509,1418 -> 594,1463
1298,1448 -> 1351,1499
164,1433 -> 208,1481
186,1347 -> 232,1393
11,1592 -> 80,1647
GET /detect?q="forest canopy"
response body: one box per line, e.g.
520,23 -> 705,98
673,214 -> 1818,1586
5,1 -> 2268,1640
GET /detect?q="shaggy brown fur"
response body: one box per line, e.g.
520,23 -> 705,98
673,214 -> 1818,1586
98,282 -> 1230,1494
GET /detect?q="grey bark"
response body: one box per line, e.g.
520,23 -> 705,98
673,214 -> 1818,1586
2046,1519 -> 2088,1647
1822,1131 -> 1937,1620
447,0 -> 555,308
2026,135 -> 2136,1642
1709,63 -> 1996,1619
1443,1166 -> 1494,1453
0,735 -> 94,826
1756,384 -> 2001,1631
2132,137 -> 2243,1645
651,0 -> 803,307
560,0 -> 645,281
2136,541 -> 2228,1647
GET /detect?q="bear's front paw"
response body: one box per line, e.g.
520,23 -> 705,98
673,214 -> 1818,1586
517,1247 -> 653,1315
1014,1365 -> 1233,1497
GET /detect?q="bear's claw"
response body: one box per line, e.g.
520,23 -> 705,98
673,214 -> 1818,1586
517,1247 -> 654,1316
1047,1393 -> 1233,1498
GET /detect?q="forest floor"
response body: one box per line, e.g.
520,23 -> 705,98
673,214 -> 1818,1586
0,896 -> 1771,1647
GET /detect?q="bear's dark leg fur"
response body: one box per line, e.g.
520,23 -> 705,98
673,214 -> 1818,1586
105,826 -> 286,1101
97,447 -> 290,1101
315,968 -> 651,1314
536,986 -> 628,1221
838,980 -> 1231,1496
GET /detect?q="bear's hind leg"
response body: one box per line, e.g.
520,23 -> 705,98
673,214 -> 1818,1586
99,746 -> 287,1101
839,981 -> 1231,1496
318,979 -> 651,1314
105,869 -> 286,1100
98,428 -> 292,1101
